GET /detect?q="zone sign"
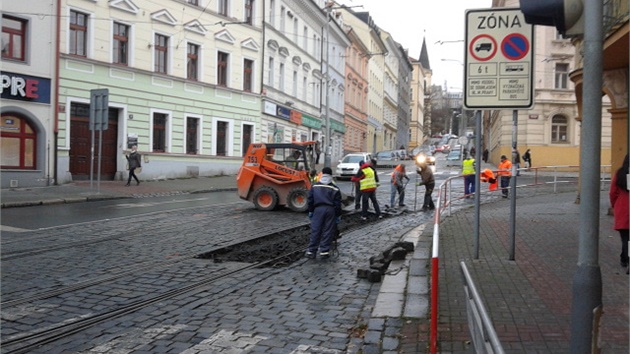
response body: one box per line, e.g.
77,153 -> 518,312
464,8 -> 534,109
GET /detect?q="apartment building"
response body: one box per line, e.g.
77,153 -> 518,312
487,0 -> 620,167
55,0 -> 265,183
396,44 -> 413,151
262,0 -> 348,164
341,25 -> 369,154
1,1 -> 58,188
409,38 -> 431,150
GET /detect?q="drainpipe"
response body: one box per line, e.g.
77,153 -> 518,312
53,0 -> 61,185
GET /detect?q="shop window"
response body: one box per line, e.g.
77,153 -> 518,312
1,114 -> 36,169
2,15 -> 26,62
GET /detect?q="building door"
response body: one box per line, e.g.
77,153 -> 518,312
69,103 -> 119,180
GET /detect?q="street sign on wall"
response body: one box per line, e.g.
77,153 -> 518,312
464,8 -> 534,109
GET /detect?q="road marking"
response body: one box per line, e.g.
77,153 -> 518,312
290,345 -> 343,353
179,329 -> 267,353
80,324 -> 187,353
108,197 -> 211,209
0,225 -> 30,233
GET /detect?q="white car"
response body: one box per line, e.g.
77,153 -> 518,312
336,152 -> 373,179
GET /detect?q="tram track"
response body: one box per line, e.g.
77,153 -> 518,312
1,246 -> 306,354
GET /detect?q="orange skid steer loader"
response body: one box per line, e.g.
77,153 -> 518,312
236,142 -> 317,212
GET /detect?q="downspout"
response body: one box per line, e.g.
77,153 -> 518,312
53,0 -> 61,185
260,0 -> 266,141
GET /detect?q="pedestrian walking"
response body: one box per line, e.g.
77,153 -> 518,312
390,164 -> 410,208
462,154 -> 476,198
523,149 -> 532,169
498,154 -> 512,198
609,154 -> 629,271
482,148 -> 489,163
306,167 -> 342,260
513,148 -> 521,176
315,141 -> 321,164
352,160 -> 382,220
416,162 -> 435,212
125,145 -> 142,186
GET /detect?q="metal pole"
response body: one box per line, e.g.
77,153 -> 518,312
509,110 -> 517,260
570,1 -> 603,351
473,110 -> 481,259
323,6 -> 332,169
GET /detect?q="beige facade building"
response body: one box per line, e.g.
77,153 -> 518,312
409,39 -> 431,150
487,0 -> 613,167
342,26 -> 369,154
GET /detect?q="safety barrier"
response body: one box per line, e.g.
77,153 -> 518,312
460,261 -> 504,354
428,164 -> 610,353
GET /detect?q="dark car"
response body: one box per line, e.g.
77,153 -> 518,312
375,150 -> 399,168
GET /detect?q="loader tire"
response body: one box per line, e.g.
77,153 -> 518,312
253,186 -> 279,211
287,187 -> 309,212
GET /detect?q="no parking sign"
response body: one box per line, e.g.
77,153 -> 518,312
464,8 -> 534,109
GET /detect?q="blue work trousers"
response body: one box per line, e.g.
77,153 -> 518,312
390,184 -> 405,207
464,174 -> 475,197
308,205 -> 336,254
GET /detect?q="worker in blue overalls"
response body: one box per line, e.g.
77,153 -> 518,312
306,167 -> 342,260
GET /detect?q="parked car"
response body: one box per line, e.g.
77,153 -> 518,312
445,149 -> 462,167
335,152 -> 373,179
375,150 -> 399,168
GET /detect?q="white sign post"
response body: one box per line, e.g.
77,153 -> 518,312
464,8 -> 534,109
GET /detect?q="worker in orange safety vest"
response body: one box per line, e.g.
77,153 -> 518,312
497,155 -> 513,198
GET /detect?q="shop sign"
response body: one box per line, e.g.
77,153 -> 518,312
289,110 -> 302,125
330,119 -> 346,133
1,71 -> 51,104
276,105 -> 290,120
301,114 -> 321,129
263,100 -> 277,116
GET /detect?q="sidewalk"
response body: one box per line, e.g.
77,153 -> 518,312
399,190 -> 629,353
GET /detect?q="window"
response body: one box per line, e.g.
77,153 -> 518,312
279,63 -> 284,91
187,43 -> 199,80
217,51 -> 229,86
153,113 -> 167,152
186,117 -> 199,154
551,115 -> 568,143
218,0 -> 228,16
69,10 -> 88,56
113,22 -> 129,65
154,34 -> 168,74
302,26 -> 308,51
292,70 -> 297,96
293,18 -> 298,42
280,6 -> 286,33
555,63 -> 569,89
2,15 -> 26,61
188,0 -> 199,5
1,114 -> 36,169
243,58 -> 253,92
245,0 -> 254,25
268,57 -> 274,87
269,0 -> 275,26
216,121 -> 228,156
303,76 -> 307,101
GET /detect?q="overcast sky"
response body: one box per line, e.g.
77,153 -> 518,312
337,0 -> 492,91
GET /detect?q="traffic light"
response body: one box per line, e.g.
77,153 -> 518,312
519,0 -> 584,38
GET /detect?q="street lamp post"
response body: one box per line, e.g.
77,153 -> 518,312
323,3 -> 332,169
